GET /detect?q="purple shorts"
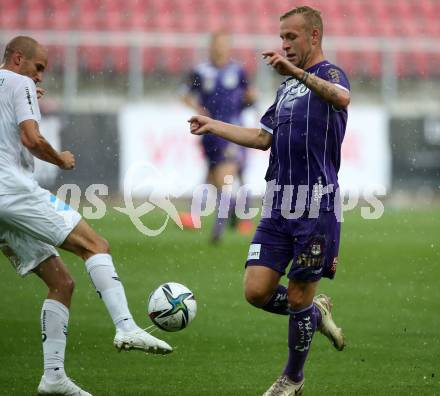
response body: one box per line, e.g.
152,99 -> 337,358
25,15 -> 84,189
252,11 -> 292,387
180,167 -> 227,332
246,210 -> 340,282
201,135 -> 246,170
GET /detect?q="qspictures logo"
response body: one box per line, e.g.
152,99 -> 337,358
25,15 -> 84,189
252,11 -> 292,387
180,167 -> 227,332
52,161 -> 386,237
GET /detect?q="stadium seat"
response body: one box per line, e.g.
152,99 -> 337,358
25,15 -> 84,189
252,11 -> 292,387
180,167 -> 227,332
78,46 -> 106,72
8,0 -> 437,78
0,0 -> 21,30
47,0 -> 73,30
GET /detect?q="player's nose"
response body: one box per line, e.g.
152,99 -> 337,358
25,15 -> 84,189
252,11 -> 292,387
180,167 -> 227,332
35,72 -> 43,84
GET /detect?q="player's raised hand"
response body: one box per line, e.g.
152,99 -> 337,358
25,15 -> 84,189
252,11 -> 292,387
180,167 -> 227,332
188,115 -> 214,135
59,151 -> 75,170
36,86 -> 46,99
262,51 -> 300,77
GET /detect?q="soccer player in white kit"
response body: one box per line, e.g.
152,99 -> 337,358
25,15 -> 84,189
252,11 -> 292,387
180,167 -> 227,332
0,36 -> 172,396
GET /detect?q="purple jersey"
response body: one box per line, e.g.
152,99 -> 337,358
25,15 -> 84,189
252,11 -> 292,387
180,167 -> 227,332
260,60 -> 350,213
184,61 -> 250,169
185,61 -> 249,124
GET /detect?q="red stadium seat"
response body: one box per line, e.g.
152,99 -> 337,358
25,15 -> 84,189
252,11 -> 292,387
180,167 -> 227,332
142,47 -> 158,73
106,46 -> 129,73
0,0 -> 21,30
23,0 -> 46,30
78,46 -> 106,72
47,0 -> 73,30
11,0 -> 436,79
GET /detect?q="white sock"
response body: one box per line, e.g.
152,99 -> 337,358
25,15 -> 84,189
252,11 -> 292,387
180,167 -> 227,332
41,299 -> 68,382
85,253 -> 138,332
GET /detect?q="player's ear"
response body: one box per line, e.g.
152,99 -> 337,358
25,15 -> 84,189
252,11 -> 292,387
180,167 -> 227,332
311,28 -> 320,46
11,50 -> 23,66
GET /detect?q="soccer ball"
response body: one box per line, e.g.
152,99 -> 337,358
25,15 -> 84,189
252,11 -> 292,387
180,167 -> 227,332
147,282 -> 197,332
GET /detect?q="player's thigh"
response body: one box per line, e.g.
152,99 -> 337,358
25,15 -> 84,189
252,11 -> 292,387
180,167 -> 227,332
0,227 -> 59,277
244,265 -> 282,304
0,187 -> 81,247
61,218 -> 109,258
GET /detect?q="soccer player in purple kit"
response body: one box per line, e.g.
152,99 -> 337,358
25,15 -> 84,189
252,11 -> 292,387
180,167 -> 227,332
181,31 -> 256,242
189,6 -> 350,395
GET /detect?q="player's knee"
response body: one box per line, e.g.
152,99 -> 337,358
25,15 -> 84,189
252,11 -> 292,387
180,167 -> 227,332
287,290 -> 307,311
244,287 -> 271,307
86,236 -> 110,256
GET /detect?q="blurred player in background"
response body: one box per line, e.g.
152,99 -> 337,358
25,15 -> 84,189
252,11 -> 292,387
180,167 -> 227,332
181,31 -> 256,242
0,36 -> 172,396
190,6 -> 350,395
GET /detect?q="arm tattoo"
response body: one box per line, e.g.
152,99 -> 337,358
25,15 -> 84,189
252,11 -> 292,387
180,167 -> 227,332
304,73 -> 345,107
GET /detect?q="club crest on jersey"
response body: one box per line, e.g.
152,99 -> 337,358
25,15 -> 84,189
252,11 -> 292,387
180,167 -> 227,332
328,68 -> 341,83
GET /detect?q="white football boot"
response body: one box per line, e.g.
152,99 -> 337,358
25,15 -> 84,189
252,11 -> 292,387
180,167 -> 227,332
37,375 -> 92,395
262,375 -> 304,396
114,328 -> 173,354
314,293 -> 345,351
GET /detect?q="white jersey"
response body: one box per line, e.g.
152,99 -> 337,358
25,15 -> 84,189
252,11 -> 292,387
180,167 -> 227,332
0,69 -> 40,194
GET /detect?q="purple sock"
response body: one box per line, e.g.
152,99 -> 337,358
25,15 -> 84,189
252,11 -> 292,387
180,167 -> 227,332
313,303 -> 322,328
262,284 -> 289,315
283,304 -> 317,383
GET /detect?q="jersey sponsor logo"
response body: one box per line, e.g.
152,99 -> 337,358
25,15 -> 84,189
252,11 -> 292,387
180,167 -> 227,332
277,80 -> 310,112
247,243 -> 261,260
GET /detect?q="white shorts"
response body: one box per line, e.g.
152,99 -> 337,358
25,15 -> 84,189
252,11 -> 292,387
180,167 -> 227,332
0,186 -> 82,275
0,232 -> 59,276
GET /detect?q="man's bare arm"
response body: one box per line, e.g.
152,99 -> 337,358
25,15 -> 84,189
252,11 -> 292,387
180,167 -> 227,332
189,115 -> 272,151
263,51 -> 350,109
301,72 -> 350,109
20,119 -> 75,169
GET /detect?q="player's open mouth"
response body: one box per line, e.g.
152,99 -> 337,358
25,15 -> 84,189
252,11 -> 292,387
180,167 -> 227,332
287,54 -> 296,61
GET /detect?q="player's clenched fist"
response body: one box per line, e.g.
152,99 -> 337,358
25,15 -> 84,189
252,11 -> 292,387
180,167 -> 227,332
188,115 -> 214,135
59,151 -> 75,170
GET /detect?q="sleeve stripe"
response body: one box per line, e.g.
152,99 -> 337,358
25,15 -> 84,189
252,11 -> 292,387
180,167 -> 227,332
334,83 -> 350,92
260,123 -> 273,134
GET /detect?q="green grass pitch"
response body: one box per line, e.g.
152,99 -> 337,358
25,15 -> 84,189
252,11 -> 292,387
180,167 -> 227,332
0,207 -> 439,395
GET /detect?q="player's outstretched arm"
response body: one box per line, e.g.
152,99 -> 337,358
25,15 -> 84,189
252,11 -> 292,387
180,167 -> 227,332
189,115 -> 272,151
20,119 -> 75,170
262,51 -> 350,110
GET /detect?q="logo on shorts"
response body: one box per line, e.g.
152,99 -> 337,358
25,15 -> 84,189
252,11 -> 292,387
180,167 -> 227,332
247,244 -> 261,260
296,238 -> 324,267
330,257 -> 338,274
